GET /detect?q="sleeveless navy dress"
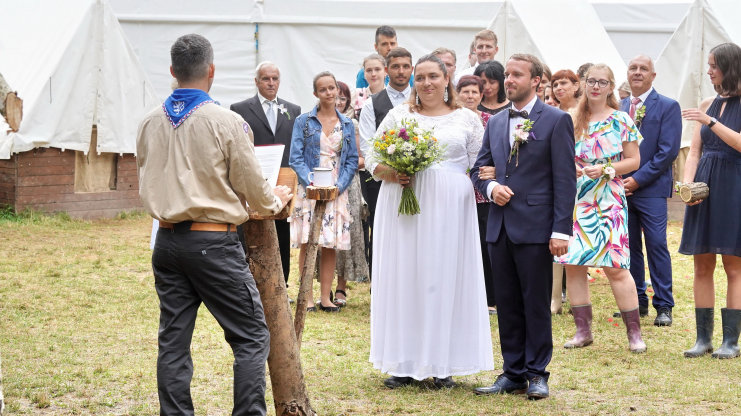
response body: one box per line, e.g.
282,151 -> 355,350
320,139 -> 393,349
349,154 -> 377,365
679,96 -> 741,257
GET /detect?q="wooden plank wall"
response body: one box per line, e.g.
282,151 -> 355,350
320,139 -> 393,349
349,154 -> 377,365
4,148 -> 142,218
0,157 -> 16,207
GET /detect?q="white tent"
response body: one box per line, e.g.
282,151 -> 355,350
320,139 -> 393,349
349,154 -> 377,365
0,0 -> 158,159
489,0 -> 627,81
112,0 -> 260,108
653,0 -> 732,147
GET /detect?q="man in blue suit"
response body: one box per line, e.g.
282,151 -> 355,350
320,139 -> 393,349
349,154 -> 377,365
620,55 -> 681,326
471,54 -> 575,400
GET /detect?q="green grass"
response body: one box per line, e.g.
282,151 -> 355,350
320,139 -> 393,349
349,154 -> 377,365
0,216 -> 739,415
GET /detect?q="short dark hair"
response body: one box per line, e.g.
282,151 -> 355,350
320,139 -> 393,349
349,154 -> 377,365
508,54 -> 544,79
474,60 -> 507,103
385,47 -> 412,66
170,34 -> 213,83
375,26 -> 397,44
710,42 -> 741,96
456,75 -> 483,94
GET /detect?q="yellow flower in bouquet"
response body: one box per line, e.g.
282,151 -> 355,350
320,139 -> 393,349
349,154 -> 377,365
371,118 -> 445,215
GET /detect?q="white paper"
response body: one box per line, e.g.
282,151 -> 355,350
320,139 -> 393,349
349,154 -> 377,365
254,144 -> 285,188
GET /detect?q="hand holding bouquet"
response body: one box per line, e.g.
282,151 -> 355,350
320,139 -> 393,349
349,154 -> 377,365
371,119 -> 445,215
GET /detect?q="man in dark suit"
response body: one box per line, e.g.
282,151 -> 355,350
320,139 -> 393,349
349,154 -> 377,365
471,54 -> 575,400
620,55 -> 681,326
231,62 -> 301,285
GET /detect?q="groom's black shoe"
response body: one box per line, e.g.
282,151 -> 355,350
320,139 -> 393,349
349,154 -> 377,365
526,376 -> 549,400
383,376 -> 412,389
473,374 -> 527,395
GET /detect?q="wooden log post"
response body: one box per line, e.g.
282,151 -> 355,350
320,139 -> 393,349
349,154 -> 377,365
0,73 -> 22,132
293,186 -> 338,347
678,182 -> 709,203
243,168 -> 314,416
244,220 -> 315,416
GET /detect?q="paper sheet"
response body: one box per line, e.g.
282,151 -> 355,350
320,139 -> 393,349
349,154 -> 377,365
254,144 -> 285,187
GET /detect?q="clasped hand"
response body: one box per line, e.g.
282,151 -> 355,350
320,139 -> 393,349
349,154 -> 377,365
580,164 -> 604,180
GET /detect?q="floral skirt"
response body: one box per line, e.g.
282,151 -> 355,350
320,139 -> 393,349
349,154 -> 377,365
289,184 -> 352,250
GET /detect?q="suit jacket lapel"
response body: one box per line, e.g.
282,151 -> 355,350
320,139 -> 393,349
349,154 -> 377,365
642,89 -> 658,121
274,98 -> 287,133
496,114 -> 510,176
248,97 -> 273,135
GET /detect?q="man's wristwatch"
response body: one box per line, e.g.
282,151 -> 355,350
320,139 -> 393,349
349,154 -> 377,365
708,117 -> 718,128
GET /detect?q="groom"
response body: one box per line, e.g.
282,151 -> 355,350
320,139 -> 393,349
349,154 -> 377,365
471,54 -> 575,400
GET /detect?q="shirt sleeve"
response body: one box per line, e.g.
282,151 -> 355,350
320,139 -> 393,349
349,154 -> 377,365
358,98 -> 377,173
226,120 -> 282,216
620,112 -> 643,143
365,106 -> 401,179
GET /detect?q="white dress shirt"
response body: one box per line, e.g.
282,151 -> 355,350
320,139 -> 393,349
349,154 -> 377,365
358,84 -> 412,174
629,86 -> 653,112
485,95 -> 568,241
454,63 -> 479,86
257,92 -> 278,128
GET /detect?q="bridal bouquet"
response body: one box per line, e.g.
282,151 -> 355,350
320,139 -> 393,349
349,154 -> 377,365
371,119 -> 444,215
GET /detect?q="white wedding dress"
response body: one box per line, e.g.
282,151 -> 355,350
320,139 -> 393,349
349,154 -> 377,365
368,104 -> 494,379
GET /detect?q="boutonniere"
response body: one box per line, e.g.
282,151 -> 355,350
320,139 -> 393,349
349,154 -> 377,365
277,103 -> 291,119
634,105 -> 645,127
508,119 -> 535,167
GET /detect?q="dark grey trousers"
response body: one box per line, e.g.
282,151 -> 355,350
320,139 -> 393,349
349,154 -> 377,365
152,224 -> 269,416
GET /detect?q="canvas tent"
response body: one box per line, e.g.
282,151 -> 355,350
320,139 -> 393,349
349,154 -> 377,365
0,0 -> 158,159
653,0 -> 733,148
489,0 -> 627,82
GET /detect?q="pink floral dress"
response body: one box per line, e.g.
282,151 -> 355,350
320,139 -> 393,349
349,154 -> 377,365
289,122 -> 352,250
556,110 -> 641,269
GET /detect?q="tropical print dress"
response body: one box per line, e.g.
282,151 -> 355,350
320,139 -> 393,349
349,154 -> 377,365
557,110 -> 642,269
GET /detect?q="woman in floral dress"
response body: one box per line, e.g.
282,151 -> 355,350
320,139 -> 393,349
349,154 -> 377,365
289,72 -> 358,312
556,64 -> 646,353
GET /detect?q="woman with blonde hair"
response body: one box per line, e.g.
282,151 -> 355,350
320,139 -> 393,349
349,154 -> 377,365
556,64 -> 646,353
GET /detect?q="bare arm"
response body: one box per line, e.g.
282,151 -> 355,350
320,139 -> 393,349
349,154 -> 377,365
682,98 -> 713,183
682,99 -> 741,153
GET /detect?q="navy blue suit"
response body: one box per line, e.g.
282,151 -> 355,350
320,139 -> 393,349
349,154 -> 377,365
621,89 -> 681,310
471,99 -> 575,380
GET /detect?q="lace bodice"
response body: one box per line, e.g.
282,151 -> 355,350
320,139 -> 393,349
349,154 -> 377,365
369,104 -> 485,174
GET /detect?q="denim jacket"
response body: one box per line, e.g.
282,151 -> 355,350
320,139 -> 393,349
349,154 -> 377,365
289,106 -> 358,194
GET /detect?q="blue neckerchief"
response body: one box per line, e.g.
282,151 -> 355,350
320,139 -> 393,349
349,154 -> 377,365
162,88 -> 215,128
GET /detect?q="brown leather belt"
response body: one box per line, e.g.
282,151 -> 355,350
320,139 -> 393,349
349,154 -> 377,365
159,221 -> 237,232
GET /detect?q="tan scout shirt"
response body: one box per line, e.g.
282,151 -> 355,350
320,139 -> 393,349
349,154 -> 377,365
136,102 -> 282,224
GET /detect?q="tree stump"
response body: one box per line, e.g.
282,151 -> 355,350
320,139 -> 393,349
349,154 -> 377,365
678,182 -> 709,203
293,186 -> 338,347
243,220 -> 315,416
0,73 -> 22,132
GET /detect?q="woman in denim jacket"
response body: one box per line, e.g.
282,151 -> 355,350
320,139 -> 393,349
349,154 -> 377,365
289,71 -> 359,312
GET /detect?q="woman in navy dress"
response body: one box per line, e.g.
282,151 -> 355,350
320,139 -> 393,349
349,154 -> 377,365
680,42 -> 741,359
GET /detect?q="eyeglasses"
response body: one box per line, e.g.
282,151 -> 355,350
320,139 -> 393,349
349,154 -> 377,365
586,78 -> 610,88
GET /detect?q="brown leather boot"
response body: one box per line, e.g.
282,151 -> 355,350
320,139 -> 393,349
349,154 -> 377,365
621,307 -> 647,353
564,304 -> 593,348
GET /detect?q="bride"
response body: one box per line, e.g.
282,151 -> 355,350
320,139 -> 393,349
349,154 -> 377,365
368,54 -> 494,389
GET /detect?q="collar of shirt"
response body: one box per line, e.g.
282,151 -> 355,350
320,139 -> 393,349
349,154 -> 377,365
257,92 -> 278,111
508,95 -> 538,146
386,84 -> 411,106
630,87 -> 653,109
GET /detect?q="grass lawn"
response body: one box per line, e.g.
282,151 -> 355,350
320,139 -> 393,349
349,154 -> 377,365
0,212 -> 739,415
